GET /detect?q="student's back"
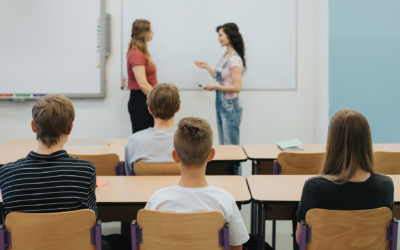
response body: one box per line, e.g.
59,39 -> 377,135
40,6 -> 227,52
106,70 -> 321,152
296,173 -> 393,222
145,185 -> 248,246
124,83 -> 180,175
0,150 -> 96,218
145,117 -> 249,249
296,109 -> 394,244
0,95 -> 97,219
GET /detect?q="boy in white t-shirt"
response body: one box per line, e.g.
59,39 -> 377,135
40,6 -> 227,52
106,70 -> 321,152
145,117 -> 249,249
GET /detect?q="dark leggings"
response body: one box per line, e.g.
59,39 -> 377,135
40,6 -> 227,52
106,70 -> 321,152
128,90 -> 154,134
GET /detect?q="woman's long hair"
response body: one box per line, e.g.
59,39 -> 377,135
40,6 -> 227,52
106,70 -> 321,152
127,19 -> 151,60
216,23 -> 246,69
321,109 -> 374,183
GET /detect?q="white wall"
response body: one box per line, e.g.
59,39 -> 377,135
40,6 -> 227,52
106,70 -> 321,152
0,0 -> 329,147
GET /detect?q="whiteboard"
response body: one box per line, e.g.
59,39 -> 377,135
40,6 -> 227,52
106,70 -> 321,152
121,0 -> 297,90
0,0 -> 104,98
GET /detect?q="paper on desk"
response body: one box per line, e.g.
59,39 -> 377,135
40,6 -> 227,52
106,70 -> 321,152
276,138 -> 303,151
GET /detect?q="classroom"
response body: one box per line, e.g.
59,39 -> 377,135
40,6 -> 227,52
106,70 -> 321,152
0,0 -> 400,249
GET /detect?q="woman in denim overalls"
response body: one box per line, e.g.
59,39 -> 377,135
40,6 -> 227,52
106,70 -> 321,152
195,23 -> 246,145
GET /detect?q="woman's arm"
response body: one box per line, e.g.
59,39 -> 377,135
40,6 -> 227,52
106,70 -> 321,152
203,66 -> 242,93
132,66 -> 153,96
194,61 -> 215,78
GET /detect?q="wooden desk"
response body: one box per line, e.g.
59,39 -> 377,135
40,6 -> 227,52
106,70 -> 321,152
0,139 -> 248,175
0,175 -> 250,222
247,175 -> 400,249
97,175 -> 251,221
243,144 -> 400,174
206,145 -> 247,175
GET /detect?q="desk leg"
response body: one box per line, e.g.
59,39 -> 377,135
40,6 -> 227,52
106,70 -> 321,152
252,160 -> 259,175
272,219 -> 276,249
256,203 -> 266,250
233,162 -> 239,175
251,201 -> 258,235
251,160 -> 258,236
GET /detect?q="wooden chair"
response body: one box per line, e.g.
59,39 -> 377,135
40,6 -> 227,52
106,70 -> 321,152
275,152 -> 325,175
374,151 -> 400,175
70,153 -> 124,175
299,207 -> 398,250
133,162 -> 180,176
131,209 -> 229,250
0,209 -> 101,250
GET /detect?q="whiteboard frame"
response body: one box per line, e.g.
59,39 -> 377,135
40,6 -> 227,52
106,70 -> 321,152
0,0 -> 106,100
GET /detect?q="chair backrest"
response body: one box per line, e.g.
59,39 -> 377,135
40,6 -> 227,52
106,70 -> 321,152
132,209 -> 229,250
374,151 -> 400,175
134,162 -> 180,176
299,207 -> 397,250
276,152 -> 325,175
70,153 -> 120,176
3,209 -> 100,250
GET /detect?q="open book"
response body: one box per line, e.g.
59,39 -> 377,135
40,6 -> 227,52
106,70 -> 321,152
276,138 -> 304,151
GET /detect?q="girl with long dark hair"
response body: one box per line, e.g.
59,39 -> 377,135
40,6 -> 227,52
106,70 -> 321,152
195,22 -> 245,145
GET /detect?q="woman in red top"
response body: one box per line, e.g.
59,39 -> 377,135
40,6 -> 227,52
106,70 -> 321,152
126,19 -> 157,133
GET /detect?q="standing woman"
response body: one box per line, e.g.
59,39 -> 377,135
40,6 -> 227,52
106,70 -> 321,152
194,23 -> 245,145
127,19 -> 157,133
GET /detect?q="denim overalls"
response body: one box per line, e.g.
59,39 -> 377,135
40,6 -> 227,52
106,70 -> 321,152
215,55 -> 243,145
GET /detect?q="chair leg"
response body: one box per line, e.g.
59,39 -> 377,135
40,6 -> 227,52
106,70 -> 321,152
121,221 -> 131,238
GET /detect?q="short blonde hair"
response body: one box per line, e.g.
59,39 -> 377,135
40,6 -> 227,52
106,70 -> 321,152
174,117 -> 212,167
32,94 -> 74,147
321,109 -> 374,183
147,83 -> 180,119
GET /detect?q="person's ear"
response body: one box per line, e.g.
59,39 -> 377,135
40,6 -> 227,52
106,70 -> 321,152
31,120 -> 36,133
207,147 -> 215,162
148,106 -> 153,115
172,150 -> 181,163
66,122 -> 74,135
176,103 -> 181,113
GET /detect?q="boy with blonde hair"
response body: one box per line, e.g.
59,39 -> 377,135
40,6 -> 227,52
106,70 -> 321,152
0,94 -> 96,218
145,117 -> 249,249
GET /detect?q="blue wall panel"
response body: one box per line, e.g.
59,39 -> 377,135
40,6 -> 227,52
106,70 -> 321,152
329,0 -> 400,142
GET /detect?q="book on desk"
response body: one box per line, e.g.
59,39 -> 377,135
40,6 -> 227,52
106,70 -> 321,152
277,138 -> 304,151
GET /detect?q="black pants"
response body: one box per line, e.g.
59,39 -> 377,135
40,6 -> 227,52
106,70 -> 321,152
128,90 -> 154,134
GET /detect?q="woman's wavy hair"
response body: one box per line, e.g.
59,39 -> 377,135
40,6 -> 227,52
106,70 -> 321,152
321,109 -> 374,183
127,19 -> 151,60
216,23 -> 246,69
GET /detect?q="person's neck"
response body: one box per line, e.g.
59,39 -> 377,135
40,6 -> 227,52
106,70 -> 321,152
178,163 -> 208,188
348,168 -> 371,182
35,136 -> 67,155
225,45 -> 235,56
153,117 -> 174,130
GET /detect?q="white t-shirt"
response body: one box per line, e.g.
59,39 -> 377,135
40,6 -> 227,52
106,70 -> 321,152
124,128 -> 174,174
145,185 -> 249,246
215,54 -> 243,99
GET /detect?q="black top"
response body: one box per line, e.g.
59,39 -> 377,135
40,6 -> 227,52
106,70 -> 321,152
0,150 -> 97,219
296,173 -> 394,222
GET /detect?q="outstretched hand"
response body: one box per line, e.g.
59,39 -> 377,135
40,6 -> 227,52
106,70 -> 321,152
203,83 -> 217,91
194,61 -> 208,69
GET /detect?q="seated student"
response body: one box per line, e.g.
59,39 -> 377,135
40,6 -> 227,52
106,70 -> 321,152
124,83 -> 180,175
0,95 -> 129,250
295,109 -> 394,244
0,94 -> 97,218
145,117 -> 249,249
